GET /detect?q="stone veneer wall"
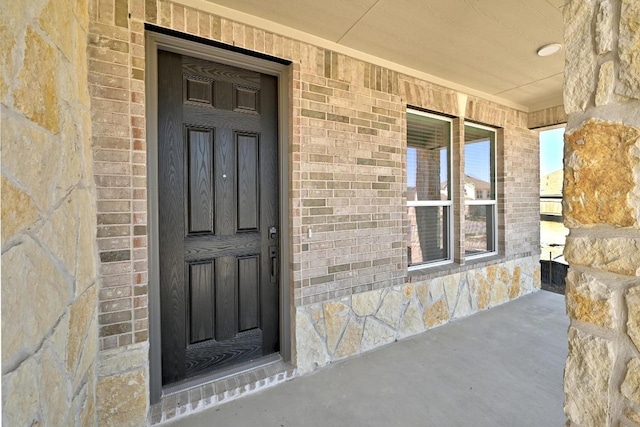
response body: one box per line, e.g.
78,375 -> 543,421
1,0 -> 99,425
87,0 -> 541,423
562,0 -> 640,426
296,258 -> 539,372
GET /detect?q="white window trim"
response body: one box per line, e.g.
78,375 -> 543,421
406,109 -> 454,269
464,121 -> 498,260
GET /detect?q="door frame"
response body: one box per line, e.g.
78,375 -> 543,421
145,28 -> 291,404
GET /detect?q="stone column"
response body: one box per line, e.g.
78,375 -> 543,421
562,1 -> 640,426
1,0 -> 99,425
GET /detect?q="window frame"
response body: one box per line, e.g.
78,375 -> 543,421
406,109 -> 454,271
463,121 -> 498,260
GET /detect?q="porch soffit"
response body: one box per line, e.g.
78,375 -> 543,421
179,0 -> 566,112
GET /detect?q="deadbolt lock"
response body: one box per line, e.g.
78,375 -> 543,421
269,226 -> 277,240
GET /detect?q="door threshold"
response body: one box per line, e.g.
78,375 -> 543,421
162,353 -> 282,395
150,354 -> 295,424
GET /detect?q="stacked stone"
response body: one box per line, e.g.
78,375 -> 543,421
562,0 -> 640,426
1,0 -> 98,425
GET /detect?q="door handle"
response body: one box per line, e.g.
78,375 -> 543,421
269,246 -> 278,283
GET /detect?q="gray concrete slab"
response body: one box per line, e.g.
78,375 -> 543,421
165,290 -> 569,427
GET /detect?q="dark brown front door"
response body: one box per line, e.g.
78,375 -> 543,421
157,51 -> 279,386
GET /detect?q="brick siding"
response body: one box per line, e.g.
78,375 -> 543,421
88,0 -> 541,359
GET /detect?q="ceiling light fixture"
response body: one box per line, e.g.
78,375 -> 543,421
537,43 -> 563,57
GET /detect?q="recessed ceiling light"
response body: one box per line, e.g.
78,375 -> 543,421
537,43 -> 563,57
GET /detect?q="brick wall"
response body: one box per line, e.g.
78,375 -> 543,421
87,0 -> 542,422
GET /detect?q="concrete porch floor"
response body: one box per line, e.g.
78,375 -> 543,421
165,290 -> 568,427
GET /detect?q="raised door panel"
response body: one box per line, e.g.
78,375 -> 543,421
236,133 -> 260,232
188,261 -> 214,344
186,128 -> 214,235
238,256 -> 260,332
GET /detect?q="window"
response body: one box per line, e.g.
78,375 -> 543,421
464,123 -> 497,258
406,111 -> 452,268
406,110 -> 499,269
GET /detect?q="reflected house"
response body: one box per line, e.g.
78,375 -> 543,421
407,175 -> 491,264
462,176 -> 492,253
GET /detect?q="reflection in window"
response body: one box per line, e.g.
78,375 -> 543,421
406,111 -> 452,267
464,123 -> 497,257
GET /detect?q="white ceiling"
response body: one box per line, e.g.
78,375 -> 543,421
196,0 -> 565,111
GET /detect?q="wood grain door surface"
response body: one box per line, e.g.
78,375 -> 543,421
158,51 -> 279,386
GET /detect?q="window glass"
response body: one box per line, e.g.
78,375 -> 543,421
407,111 -> 452,267
407,114 -> 450,201
464,124 -> 496,257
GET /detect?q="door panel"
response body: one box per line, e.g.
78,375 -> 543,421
158,50 -> 279,386
186,127 -> 214,234
236,133 -> 259,231
188,261 -> 214,343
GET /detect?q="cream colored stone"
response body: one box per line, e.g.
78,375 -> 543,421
596,61 -> 615,106
73,313 -> 98,393
622,358 -> 640,404
361,317 -> 395,352
566,270 -> 615,328
565,236 -> 640,276
37,191 -> 80,277
75,190 -> 97,296
490,280 -> 509,307
508,266 -> 521,299
39,0 -> 74,61
564,327 -> 614,427
534,265 -> 541,289
627,286 -> 640,353
78,370 -> 96,427
295,309 -> 329,373
423,299 -> 449,328
486,265 -> 497,283
453,283 -> 472,319
467,271 -> 478,311
402,284 -> 414,299
75,25 -> 90,106
376,290 -> 403,328
2,357 -> 40,426
47,311 -> 70,363
14,27 -> 59,133
616,0 -> 640,99
476,273 -> 491,310
56,110 -> 84,195
97,370 -> 147,427
429,277 -> 445,301
2,237 -> 69,369
41,346 -> 70,426
625,407 -> 640,425
98,342 -> 149,377
1,175 -> 38,242
352,289 -> 381,316
323,300 -> 350,352
498,267 -> 510,284
443,273 -> 460,312
563,0 -> 596,113
595,0 -> 613,54
564,120 -> 640,228
335,318 -> 363,358
399,299 -> 424,337
0,11 -> 14,101
67,284 -> 97,373
2,116 -> 62,211
415,282 -> 429,308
